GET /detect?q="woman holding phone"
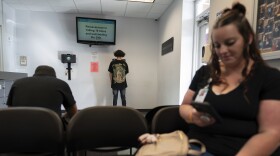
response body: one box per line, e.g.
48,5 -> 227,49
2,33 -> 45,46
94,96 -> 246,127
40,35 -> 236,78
180,2 -> 280,156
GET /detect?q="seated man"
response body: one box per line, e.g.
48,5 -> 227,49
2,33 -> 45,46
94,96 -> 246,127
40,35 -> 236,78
7,65 -> 77,119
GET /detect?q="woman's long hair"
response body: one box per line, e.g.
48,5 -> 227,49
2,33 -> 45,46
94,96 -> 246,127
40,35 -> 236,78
209,3 -> 264,83
208,2 -> 265,103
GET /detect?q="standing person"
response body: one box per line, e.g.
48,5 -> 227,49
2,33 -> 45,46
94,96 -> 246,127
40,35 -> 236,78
179,3 -> 280,156
7,65 -> 78,120
108,50 -> 129,106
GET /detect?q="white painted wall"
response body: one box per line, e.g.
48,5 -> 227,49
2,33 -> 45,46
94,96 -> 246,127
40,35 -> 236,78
2,3 -> 17,73
0,0 -> 3,71
157,0 -> 194,105
2,3 -> 159,109
1,0 -> 196,109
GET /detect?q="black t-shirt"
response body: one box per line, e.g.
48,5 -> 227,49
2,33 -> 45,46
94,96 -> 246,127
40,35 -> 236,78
7,76 -> 76,116
108,59 -> 129,89
188,63 -> 280,155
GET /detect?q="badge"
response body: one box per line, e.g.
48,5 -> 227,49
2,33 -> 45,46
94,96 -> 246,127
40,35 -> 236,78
195,88 -> 209,102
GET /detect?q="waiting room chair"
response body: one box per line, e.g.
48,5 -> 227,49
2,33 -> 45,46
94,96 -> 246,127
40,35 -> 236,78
66,106 -> 148,156
145,105 -> 175,132
0,107 -> 65,155
151,106 -> 189,134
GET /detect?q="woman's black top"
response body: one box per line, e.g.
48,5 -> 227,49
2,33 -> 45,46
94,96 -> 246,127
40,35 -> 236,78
188,63 -> 280,155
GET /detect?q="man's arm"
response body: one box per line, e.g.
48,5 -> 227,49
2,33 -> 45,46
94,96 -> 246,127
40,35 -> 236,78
64,104 -> 78,118
109,73 -> 112,82
6,86 -> 15,107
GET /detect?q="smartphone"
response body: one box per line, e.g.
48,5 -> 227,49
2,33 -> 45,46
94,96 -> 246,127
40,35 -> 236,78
191,101 -> 223,123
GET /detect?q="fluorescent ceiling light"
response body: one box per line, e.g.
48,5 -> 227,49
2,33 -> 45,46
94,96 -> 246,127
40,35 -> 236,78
128,0 -> 155,3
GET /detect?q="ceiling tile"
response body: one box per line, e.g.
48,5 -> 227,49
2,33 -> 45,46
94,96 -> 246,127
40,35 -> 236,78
27,6 -> 53,12
2,0 -> 174,19
5,0 -> 20,2
19,0 -> 49,6
74,0 -> 101,14
126,2 -> 153,12
150,4 -> 169,13
52,6 -> 78,13
154,0 -> 173,5
102,0 -> 127,16
4,3 -> 28,10
47,0 -> 76,8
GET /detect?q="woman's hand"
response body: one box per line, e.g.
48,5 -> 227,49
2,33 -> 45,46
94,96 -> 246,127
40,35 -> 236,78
180,90 -> 215,127
191,108 -> 216,127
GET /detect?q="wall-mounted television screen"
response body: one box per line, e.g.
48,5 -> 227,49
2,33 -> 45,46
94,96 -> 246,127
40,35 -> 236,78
76,17 -> 116,45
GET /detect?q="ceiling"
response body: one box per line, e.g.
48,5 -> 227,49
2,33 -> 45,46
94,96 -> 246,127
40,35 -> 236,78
2,0 -> 175,19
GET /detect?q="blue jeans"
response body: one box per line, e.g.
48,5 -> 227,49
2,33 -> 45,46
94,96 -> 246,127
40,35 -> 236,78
112,89 -> 126,106
189,144 -> 214,156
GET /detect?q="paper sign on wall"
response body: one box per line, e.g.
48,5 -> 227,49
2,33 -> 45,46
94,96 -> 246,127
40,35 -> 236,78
91,62 -> 99,72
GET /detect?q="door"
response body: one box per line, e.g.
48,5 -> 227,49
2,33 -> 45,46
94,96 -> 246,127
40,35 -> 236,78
192,8 -> 209,76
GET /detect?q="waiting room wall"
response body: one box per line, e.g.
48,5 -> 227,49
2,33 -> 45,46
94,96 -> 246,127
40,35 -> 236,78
2,3 -> 160,109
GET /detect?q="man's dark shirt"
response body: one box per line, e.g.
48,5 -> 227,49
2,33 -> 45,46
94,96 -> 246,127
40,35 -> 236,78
108,59 -> 129,89
7,75 -> 76,116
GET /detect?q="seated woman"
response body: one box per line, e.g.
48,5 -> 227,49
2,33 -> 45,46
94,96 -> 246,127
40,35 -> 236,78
180,2 -> 280,156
